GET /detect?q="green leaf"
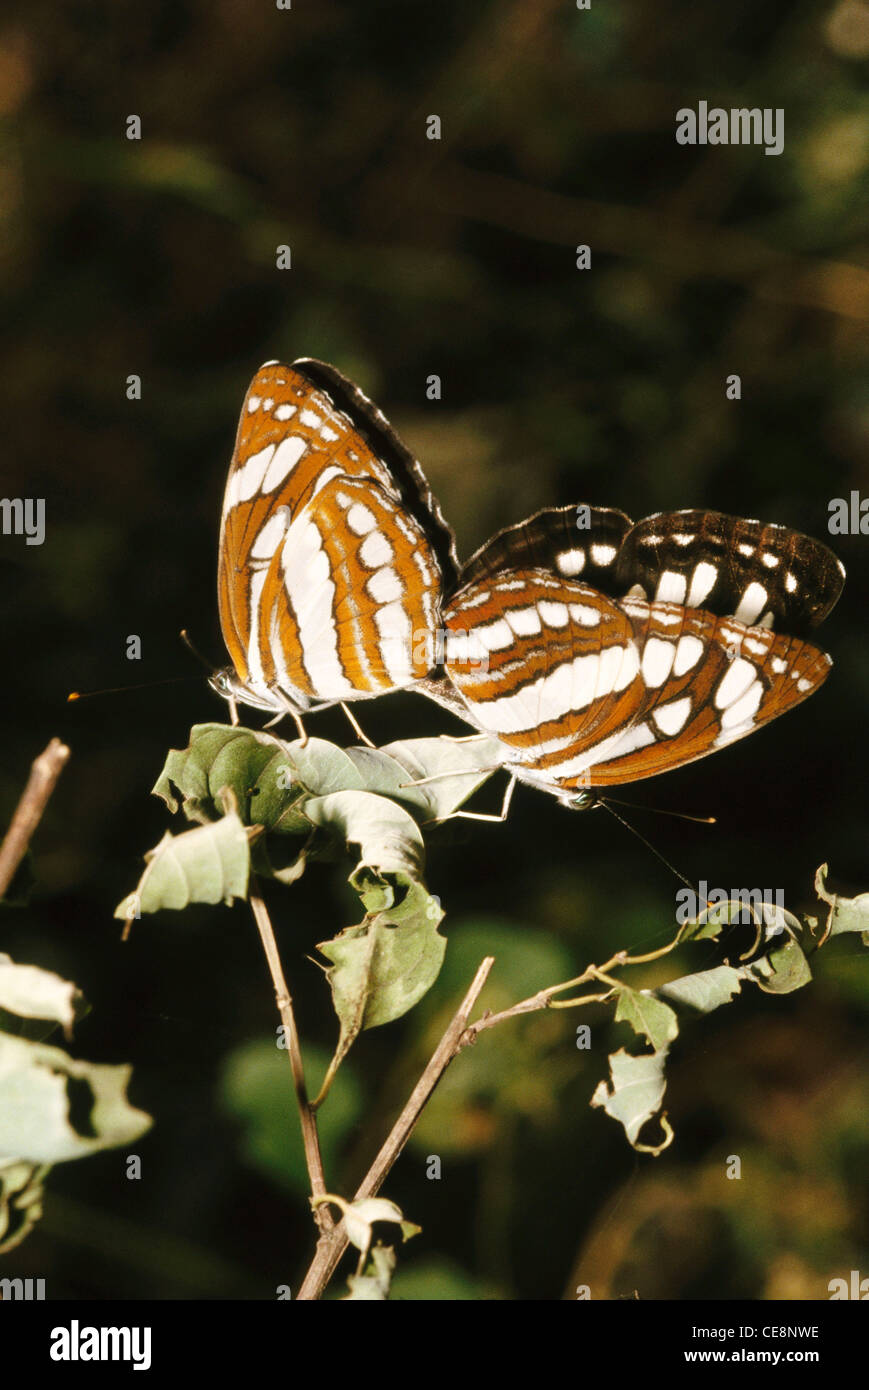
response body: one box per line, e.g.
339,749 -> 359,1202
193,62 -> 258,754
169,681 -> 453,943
303,788 -> 446,1078
745,936 -> 812,994
614,986 -> 678,1050
153,723 -> 310,834
270,736 -> 368,799
0,1035 -> 151,1163
0,958 -> 83,1034
114,813 -> 251,919
341,1196 -> 407,1252
318,881 -> 446,1079
346,736 -> 503,820
657,964 -> 744,1013
314,1194 -> 417,1290
815,864 -> 869,940
152,724 -> 502,831
590,1046 -> 671,1151
677,900 -> 735,941
305,788 -> 426,882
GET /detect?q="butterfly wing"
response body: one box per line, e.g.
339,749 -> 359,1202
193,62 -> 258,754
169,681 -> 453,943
444,570 -> 639,765
615,509 -> 845,631
458,503 -> 632,594
443,566 -> 834,799
581,602 -> 832,786
218,360 -> 457,711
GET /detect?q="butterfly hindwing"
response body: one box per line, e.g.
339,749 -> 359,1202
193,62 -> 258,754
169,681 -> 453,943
257,474 -> 439,701
442,562 -> 835,800
444,569 -> 639,759
559,596 -> 832,788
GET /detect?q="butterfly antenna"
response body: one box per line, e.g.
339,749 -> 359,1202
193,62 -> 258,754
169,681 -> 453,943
68,676 -> 198,702
180,629 -> 217,673
595,799 -> 710,902
599,795 -> 716,826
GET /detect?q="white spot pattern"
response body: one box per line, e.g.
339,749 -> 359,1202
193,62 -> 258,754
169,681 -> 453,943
263,435 -> 307,492
686,561 -> 718,607
557,549 -> 586,575
673,634 -> 704,676
359,531 -> 394,568
734,581 -> 768,625
653,697 -> 692,736
656,570 -> 688,604
642,637 -> 676,688
366,568 -> 404,604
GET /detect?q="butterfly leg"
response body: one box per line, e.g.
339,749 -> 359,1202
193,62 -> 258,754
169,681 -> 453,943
263,703 -> 309,746
229,695 -> 239,727
443,770 -> 517,824
340,702 -> 375,748
398,765 -> 501,790
444,731 -> 491,744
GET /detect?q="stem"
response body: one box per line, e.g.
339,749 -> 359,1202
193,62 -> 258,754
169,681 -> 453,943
296,921 -> 688,1295
296,955 -> 495,1300
248,880 -> 332,1234
0,739 -> 70,899
459,936 -> 683,1040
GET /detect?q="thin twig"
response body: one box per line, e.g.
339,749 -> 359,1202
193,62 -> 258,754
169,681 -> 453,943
248,880 -> 333,1234
458,936 -> 685,1042
296,926 -> 687,1296
296,955 -> 495,1300
0,739 -> 70,900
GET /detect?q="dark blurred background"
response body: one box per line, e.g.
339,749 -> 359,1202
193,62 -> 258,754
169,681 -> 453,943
1,0 -> 868,1300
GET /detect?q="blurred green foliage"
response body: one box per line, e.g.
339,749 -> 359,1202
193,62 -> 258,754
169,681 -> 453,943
1,0 -> 867,1299
220,1040 -> 362,1199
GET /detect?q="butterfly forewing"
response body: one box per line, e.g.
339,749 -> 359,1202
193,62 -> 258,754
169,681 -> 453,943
458,504 -> 632,595
218,360 -> 456,712
615,509 -> 845,632
292,359 -> 459,586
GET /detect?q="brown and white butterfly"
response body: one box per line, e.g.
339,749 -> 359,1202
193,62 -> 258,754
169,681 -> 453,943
433,506 -> 845,813
211,359 -> 458,736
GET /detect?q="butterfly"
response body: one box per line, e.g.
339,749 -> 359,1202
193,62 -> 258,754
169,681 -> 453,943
436,505 -> 845,812
211,359 -> 458,738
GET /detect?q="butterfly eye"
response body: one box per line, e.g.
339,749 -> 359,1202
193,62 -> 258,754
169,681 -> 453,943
208,668 -> 234,696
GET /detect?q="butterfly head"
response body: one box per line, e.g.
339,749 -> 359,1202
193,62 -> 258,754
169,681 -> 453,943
564,789 -> 598,812
208,665 -> 251,707
208,665 -> 308,716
